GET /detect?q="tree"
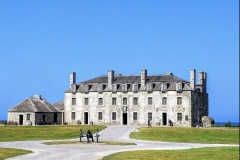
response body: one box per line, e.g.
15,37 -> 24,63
225,121 -> 232,127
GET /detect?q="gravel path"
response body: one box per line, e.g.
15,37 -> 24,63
0,125 -> 236,160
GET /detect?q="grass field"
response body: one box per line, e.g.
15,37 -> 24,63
0,125 -> 106,141
0,126 -> 239,160
0,148 -> 32,160
102,146 -> 239,160
130,127 -> 239,144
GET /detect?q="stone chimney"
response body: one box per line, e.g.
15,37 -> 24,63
108,70 -> 114,86
199,71 -> 207,93
190,69 -> 196,90
141,69 -> 147,87
204,72 -> 207,92
70,72 -> 76,88
34,95 -> 41,100
199,71 -> 204,85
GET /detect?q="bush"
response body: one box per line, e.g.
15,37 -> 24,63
7,121 -> 18,125
212,124 -> 223,127
225,121 -> 232,127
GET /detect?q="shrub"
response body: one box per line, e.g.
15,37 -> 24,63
225,121 -> 232,127
7,121 -> 18,125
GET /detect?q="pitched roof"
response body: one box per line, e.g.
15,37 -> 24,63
65,73 -> 191,92
52,100 -> 64,111
8,97 -> 61,113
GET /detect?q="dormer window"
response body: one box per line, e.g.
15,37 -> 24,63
112,84 -> 117,92
176,82 -> 182,92
98,84 -> 103,93
161,83 -> 167,92
71,84 -> 76,93
122,84 -> 127,92
84,84 -> 89,92
147,83 -> 153,92
132,83 -> 138,92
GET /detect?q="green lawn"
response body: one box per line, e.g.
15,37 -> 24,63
0,125 -> 106,141
0,148 -> 32,160
102,147 -> 239,160
130,127 -> 239,144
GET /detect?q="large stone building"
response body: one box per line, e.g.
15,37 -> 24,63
64,69 -> 208,127
8,95 -> 63,125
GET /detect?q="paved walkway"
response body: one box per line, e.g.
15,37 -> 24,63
0,125 -> 236,160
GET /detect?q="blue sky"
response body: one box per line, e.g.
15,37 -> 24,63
0,1 -> 239,122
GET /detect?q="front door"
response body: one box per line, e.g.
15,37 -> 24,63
84,112 -> 88,124
54,113 -> 57,123
122,113 -> 127,125
19,115 -> 23,125
162,113 -> 167,125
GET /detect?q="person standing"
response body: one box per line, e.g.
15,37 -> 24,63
148,119 -> 151,127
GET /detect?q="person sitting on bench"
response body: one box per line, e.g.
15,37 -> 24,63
86,130 -> 94,142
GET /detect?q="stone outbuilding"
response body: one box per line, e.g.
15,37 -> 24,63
8,95 -> 63,125
202,116 -> 215,127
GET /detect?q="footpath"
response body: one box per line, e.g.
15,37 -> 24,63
0,125 -> 236,160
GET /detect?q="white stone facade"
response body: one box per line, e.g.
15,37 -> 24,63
64,69 -> 208,127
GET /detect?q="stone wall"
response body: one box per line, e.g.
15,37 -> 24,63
8,112 -> 62,126
64,90 -> 194,127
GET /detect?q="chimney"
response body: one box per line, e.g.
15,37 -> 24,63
70,72 -> 76,88
199,71 -> 204,85
34,95 -> 41,100
108,70 -> 114,86
141,69 -> 147,87
203,72 -> 207,92
190,69 -> 196,90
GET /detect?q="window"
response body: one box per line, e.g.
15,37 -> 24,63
161,83 -> 167,91
177,97 -> 182,105
148,112 -> 152,120
123,98 -> 127,105
185,115 -> 188,121
84,98 -> 89,105
71,112 -> 75,120
162,97 -> 167,105
147,83 -> 153,91
133,97 -> 138,105
148,97 -> 152,105
112,98 -> 116,105
177,113 -> 182,121
27,114 -> 30,120
176,82 -> 182,91
112,84 -> 117,92
122,84 -> 127,91
133,112 -> 137,120
84,84 -> 89,92
98,84 -> 103,92
72,98 -> 76,105
132,83 -> 138,92
98,98 -> 103,105
112,112 -> 116,120
98,112 -> 102,120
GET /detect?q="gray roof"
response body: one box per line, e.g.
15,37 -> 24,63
65,73 -> 191,93
8,97 -> 61,113
52,100 -> 64,111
